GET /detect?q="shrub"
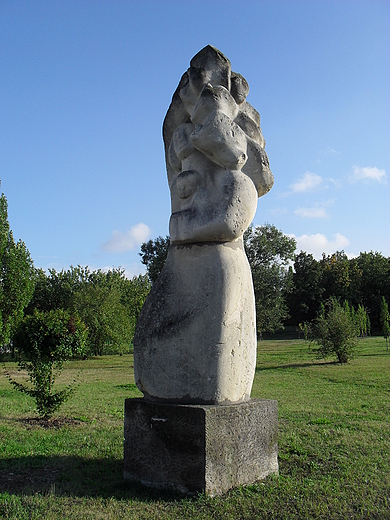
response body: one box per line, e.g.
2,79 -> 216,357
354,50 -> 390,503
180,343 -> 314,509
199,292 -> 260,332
4,308 -> 87,419
310,298 -> 358,363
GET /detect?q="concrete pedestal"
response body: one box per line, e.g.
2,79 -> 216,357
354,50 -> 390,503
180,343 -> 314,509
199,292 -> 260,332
123,398 -> 278,495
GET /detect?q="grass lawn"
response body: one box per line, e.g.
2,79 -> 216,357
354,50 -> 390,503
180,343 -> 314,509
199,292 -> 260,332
0,337 -> 389,519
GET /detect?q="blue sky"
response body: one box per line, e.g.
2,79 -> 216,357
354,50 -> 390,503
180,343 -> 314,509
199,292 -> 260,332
1,0 -> 389,277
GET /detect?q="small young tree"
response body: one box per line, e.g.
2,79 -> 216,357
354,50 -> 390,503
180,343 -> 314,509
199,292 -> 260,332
310,298 -> 358,363
353,304 -> 370,338
5,308 -> 87,419
380,296 -> 390,350
299,322 -> 309,341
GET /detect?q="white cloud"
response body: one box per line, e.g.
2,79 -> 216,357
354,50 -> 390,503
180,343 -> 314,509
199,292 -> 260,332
349,166 -> 387,184
103,222 -> 151,253
328,177 -> 342,189
291,232 -> 350,259
295,199 -> 334,218
269,206 -> 288,216
319,147 -> 341,156
101,263 -> 146,278
295,206 -> 328,218
289,172 -> 324,193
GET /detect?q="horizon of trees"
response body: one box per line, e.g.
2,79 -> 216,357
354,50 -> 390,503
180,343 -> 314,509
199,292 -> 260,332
140,226 -> 390,336
26,265 -> 150,356
1,184 -> 151,357
1,181 -> 390,357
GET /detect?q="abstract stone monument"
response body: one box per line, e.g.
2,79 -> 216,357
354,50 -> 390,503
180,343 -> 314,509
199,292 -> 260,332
124,46 -> 278,495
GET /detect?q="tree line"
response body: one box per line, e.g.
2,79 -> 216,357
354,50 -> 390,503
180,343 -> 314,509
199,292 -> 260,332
1,188 -> 151,418
2,184 -> 390,353
7,264 -> 150,357
1,185 -> 389,417
25,266 -> 150,356
0,190 -> 150,358
140,224 -> 390,338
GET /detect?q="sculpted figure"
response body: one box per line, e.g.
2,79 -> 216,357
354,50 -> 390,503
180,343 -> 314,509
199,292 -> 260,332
134,46 -> 274,404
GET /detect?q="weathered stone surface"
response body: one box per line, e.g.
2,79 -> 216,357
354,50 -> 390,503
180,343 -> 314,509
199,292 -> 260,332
134,240 -> 255,404
133,45 -> 274,404
123,398 -> 278,496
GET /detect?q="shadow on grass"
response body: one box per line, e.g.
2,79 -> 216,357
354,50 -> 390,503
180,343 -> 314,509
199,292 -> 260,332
359,351 -> 390,357
0,455 -> 183,501
256,360 -> 337,372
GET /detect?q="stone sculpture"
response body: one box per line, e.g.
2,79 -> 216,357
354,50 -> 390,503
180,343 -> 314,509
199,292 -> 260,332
125,47 -> 278,495
133,45 -> 274,405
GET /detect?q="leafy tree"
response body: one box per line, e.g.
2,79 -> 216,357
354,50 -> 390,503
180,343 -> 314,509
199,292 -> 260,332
244,224 -> 296,336
139,236 -> 170,284
309,298 -> 358,363
27,266 -> 150,356
320,251 -> 361,304
288,251 -> 324,325
351,252 -> 390,329
26,265 -> 90,314
380,296 -> 390,350
119,274 -> 150,343
5,309 -> 87,419
74,282 -> 130,356
139,225 -> 296,335
287,250 -> 389,332
73,268 -> 149,355
0,190 -> 35,347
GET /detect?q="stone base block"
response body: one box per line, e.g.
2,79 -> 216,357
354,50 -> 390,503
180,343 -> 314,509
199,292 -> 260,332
123,398 -> 278,496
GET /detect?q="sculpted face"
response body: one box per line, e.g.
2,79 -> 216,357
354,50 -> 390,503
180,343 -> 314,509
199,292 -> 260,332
164,45 -> 274,245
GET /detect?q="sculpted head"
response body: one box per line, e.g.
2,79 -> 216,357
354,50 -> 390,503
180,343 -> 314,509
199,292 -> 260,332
163,46 -> 274,244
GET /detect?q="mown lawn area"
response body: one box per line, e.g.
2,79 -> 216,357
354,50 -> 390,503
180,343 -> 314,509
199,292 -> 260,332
0,337 -> 389,519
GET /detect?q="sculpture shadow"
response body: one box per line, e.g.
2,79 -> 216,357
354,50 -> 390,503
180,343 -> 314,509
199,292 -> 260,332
0,455 -> 182,500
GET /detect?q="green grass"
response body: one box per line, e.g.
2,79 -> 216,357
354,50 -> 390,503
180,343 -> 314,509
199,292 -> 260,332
1,337 -> 389,519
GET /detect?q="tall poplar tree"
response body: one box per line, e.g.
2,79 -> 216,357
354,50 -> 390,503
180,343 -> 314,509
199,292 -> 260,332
0,189 -> 35,346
